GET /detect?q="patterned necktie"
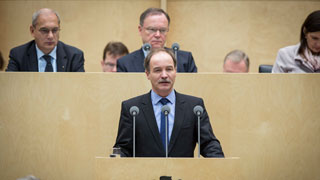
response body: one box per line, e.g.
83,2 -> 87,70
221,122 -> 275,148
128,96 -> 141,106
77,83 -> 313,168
43,55 -> 53,72
159,98 -> 170,149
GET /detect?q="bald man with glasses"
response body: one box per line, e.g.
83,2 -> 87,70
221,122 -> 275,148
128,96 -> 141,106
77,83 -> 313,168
117,8 -> 197,73
6,8 -> 85,72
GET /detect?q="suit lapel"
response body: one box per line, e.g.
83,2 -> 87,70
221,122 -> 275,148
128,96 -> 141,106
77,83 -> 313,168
132,49 -> 145,72
28,42 -> 39,72
56,42 -> 67,72
141,92 -> 164,150
169,91 -> 186,153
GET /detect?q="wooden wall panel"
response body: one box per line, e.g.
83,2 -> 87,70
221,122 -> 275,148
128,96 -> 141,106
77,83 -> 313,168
0,73 -> 320,179
167,0 -> 320,72
1,1 -> 319,72
0,0 -> 159,72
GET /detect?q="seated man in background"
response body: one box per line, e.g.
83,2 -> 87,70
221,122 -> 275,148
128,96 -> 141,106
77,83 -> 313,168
117,8 -> 197,72
114,48 -> 224,157
223,50 -> 249,73
101,42 -> 129,72
6,8 -> 85,72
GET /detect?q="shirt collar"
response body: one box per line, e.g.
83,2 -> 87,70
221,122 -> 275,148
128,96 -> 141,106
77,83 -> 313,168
35,44 -> 57,59
151,89 -> 176,105
142,45 -> 149,58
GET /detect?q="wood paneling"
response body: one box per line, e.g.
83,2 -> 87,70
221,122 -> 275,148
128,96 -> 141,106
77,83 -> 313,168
0,1 -> 319,72
0,73 -> 319,179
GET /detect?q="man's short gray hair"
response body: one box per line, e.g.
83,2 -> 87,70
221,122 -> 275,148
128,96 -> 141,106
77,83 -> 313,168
32,8 -> 60,27
223,49 -> 250,69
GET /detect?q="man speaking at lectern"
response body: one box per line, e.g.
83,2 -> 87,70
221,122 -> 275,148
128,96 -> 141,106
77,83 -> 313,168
114,48 -> 224,157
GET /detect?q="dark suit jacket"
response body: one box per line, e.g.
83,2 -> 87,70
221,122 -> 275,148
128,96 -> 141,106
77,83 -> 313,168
117,48 -> 197,72
6,40 -> 85,72
114,91 -> 224,157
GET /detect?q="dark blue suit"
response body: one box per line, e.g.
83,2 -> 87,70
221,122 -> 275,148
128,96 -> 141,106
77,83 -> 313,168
114,91 -> 224,157
117,48 -> 197,72
6,40 -> 85,72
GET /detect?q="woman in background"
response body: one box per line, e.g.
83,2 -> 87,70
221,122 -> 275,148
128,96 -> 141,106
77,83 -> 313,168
272,10 -> 320,73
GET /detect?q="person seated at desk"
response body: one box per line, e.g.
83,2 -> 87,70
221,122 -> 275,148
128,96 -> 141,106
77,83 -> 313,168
114,48 -> 224,157
272,10 -> 320,73
117,8 -> 197,73
101,42 -> 129,72
223,50 -> 249,73
6,8 -> 85,72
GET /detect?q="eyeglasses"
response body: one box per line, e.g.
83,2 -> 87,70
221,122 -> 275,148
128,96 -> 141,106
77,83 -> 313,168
38,27 -> 60,35
145,27 -> 168,35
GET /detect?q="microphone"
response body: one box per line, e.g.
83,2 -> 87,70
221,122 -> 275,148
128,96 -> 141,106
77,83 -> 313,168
161,105 -> 170,158
171,43 -> 179,71
193,105 -> 204,116
142,43 -> 151,55
130,106 -> 139,116
193,105 -> 203,158
161,105 -> 171,115
171,43 -> 180,52
129,106 -> 139,157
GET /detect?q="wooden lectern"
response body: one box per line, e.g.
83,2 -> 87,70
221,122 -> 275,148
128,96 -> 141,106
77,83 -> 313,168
95,157 -> 241,180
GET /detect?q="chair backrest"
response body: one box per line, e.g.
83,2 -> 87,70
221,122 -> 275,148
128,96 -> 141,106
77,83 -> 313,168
259,65 -> 273,73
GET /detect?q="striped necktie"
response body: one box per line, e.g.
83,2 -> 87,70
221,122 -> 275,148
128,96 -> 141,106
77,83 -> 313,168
43,55 -> 53,72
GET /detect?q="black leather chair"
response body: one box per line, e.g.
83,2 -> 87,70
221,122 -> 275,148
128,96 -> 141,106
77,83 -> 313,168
259,65 -> 273,73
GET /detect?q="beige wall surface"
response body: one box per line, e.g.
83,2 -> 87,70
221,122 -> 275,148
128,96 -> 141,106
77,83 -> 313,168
1,1 -> 319,72
0,73 -> 320,179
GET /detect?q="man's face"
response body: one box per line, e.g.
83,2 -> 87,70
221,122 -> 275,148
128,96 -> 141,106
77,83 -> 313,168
223,59 -> 248,73
101,52 -> 124,72
30,12 -> 60,54
139,14 -> 169,49
306,31 -> 320,54
146,51 -> 176,97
